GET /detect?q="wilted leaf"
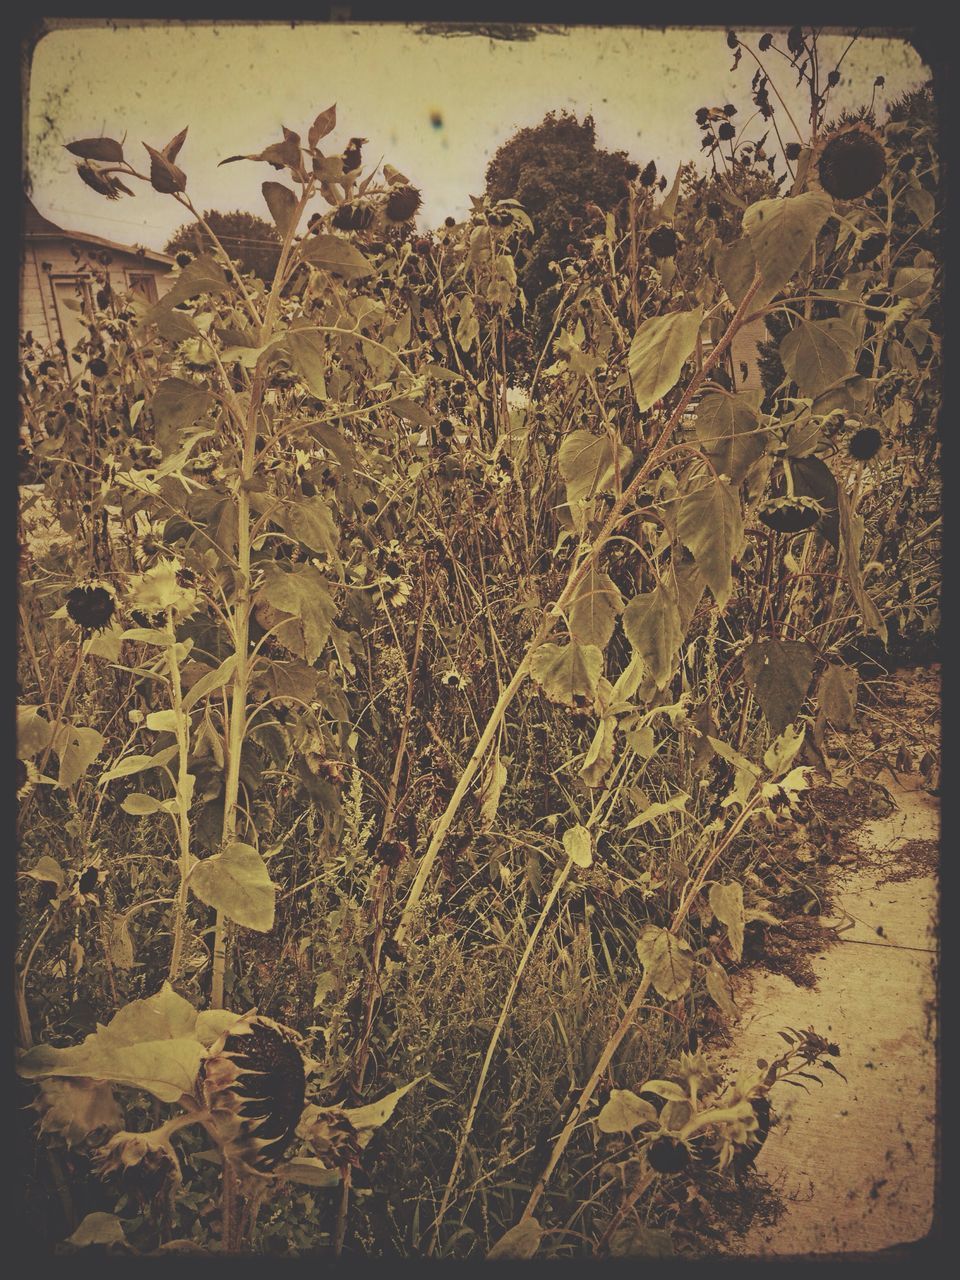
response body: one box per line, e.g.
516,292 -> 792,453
299,235 -> 374,279
189,841 -> 277,932
478,753 -> 507,830
308,104 -> 337,148
628,307 -> 703,412
742,639 -> 817,735
837,483 -> 887,642
66,1213 -> 127,1248
608,1225 -> 674,1257
262,181 -> 298,238
817,663 -> 858,729
568,565 -> 624,648
622,583 -> 681,689
636,926 -> 694,1001
486,1217 -> 543,1261
530,641 -> 603,706
580,714 -> 616,788
705,957 -> 738,1021
562,823 -> 593,868
597,1088 -> 659,1133
36,1077 -> 122,1146
708,881 -> 745,962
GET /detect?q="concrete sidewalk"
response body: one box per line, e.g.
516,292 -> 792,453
719,772 -> 938,1257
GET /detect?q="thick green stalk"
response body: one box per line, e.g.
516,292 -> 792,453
167,610 -> 194,983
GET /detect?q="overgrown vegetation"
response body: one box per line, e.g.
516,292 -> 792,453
17,26 -> 940,1258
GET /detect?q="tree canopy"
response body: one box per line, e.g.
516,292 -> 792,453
165,209 -> 281,282
485,112 -> 641,344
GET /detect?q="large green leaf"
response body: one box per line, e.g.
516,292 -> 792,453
285,328 -> 328,397
741,191 -> 835,300
742,639 -> 817,735
280,495 -> 340,560
568,564 -> 624,648
558,429 -> 632,509
529,641 -> 603,706
341,1076 -> 424,1146
636,925 -> 694,1002
628,306 -> 703,412
298,234 -> 374,279
189,841 -> 277,932
149,378 -> 212,456
694,390 -> 766,483
18,983 -> 204,1104
256,563 -> 337,664
54,725 -> 106,789
621,583 -> 681,689
779,318 -> 858,398
676,475 -> 744,609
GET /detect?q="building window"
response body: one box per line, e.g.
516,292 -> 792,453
50,274 -> 93,351
128,272 -> 158,304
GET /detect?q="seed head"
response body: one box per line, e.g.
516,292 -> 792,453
813,122 -> 887,200
647,224 -> 679,259
66,582 -> 117,633
758,496 -> 822,534
385,185 -> 422,223
197,1014 -> 306,1173
848,426 -> 883,461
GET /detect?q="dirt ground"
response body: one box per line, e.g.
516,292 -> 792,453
717,666 -> 940,1258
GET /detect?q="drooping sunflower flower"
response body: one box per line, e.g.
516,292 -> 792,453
647,224 -> 679,259
197,1014 -> 307,1174
811,121 -> 887,201
758,495 -> 823,534
847,426 -> 883,462
298,1105 -> 362,1172
92,1129 -> 182,1205
65,580 -> 117,633
384,185 -> 422,223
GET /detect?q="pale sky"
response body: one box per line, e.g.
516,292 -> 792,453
24,22 -> 928,252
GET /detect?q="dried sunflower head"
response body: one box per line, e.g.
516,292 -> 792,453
758,495 -> 823,534
297,1105 -> 362,1172
197,1014 -> 307,1174
65,580 -> 117,633
847,426 -> 883,461
645,1133 -> 691,1174
384,185 -> 422,223
811,121 -> 887,201
92,1128 -> 182,1205
647,224 -> 680,259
